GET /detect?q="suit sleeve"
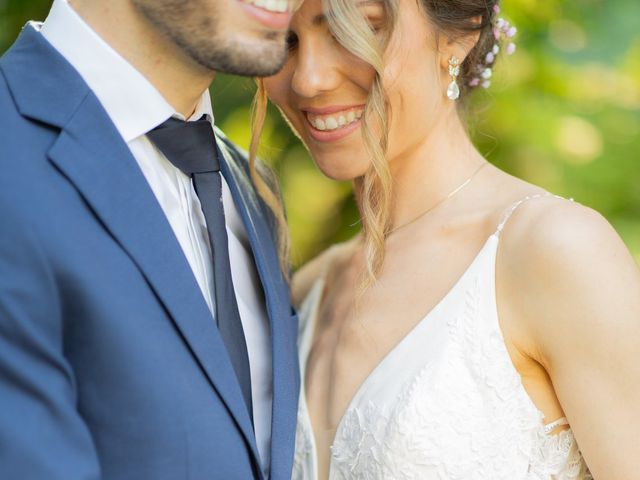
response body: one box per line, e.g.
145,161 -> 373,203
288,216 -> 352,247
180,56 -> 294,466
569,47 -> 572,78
0,199 -> 102,479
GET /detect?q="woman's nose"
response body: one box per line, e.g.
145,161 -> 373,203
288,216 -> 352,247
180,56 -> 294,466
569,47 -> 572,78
291,40 -> 341,98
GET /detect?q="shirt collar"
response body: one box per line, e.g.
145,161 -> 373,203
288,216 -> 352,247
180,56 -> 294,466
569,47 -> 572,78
39,0 -> 214,142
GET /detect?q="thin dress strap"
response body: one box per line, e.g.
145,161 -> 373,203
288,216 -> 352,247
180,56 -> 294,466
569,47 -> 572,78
495,193 -> 572,237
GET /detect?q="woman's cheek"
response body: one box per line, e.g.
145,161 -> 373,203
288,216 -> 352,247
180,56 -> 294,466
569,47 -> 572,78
265,68 -> 294,103
263,78 -> 281,106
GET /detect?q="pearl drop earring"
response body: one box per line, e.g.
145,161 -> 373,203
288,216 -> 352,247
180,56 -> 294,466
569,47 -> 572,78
446,56 -> 461,101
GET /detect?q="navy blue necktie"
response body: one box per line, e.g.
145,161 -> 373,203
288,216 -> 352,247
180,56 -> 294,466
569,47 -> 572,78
148,116 -> 253,419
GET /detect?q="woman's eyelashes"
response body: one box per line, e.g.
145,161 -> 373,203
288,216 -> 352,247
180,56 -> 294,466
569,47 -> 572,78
284,27 -> 339,53
365,14 -> 386,35
284,14 -> 381,55
370,20 -> 384,34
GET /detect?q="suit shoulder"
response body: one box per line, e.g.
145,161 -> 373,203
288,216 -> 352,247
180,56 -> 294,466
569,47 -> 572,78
0,66 -> 20,128
0,67 -> 56,162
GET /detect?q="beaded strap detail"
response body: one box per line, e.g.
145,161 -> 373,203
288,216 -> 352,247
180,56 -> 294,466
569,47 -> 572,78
495,193 -> 573,236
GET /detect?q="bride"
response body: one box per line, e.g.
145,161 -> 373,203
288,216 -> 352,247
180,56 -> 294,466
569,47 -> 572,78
254,0 -> 640,478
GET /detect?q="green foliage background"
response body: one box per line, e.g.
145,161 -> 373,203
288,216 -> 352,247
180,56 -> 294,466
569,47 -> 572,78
2,0 -> 639,267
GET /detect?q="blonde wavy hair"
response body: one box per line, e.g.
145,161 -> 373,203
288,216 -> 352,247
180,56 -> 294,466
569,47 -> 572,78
250,0 -> 398,287
248,82 -> 291,279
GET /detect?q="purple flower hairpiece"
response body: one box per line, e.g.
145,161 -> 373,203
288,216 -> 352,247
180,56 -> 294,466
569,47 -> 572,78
468,3 -> 517,90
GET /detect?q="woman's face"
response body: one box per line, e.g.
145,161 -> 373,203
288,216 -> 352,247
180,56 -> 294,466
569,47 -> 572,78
263,0 -> 451,181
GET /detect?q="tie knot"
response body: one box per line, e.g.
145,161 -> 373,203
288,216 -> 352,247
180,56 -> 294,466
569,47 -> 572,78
147,116 -> 221,176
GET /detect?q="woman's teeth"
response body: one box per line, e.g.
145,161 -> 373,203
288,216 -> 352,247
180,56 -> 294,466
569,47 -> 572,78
307,109 -> 363,131
242,0 -> 289,13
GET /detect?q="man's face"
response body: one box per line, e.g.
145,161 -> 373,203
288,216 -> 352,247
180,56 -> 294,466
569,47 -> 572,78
132,0 -> 295,76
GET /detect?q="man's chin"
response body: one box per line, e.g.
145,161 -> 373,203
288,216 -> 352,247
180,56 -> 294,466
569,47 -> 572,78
246,55 -> 288,77
233,38 -> 289,77
194,40 -> 288,77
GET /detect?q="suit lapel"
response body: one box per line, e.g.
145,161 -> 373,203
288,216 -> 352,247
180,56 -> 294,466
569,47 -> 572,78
216,137 -> 301,479
2,27 -> 261,470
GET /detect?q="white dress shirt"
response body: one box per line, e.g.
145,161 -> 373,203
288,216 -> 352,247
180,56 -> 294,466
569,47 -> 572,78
40,1 -> 273,476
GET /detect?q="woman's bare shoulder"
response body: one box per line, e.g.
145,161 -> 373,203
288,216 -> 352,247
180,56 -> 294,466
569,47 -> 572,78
500,196 -> 631,282
498,195 -> 640,356
291,236 -> 360,308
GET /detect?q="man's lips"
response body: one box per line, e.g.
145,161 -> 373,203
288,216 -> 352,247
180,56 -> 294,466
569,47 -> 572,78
237,0 -> 292,30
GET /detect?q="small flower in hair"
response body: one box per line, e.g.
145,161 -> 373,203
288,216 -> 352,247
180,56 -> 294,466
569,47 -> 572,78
467,3 -> 517,91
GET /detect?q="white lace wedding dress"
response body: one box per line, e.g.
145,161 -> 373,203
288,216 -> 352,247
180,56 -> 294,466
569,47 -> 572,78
292,195 -> 592,480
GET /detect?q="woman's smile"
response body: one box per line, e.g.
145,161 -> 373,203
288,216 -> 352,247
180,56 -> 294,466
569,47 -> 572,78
302,105 -> 365,142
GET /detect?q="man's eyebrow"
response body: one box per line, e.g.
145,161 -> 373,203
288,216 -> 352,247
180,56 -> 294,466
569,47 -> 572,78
311,0 -> 382,26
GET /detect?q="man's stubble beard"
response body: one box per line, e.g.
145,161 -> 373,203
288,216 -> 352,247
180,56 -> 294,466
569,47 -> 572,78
132,0 -> 288,77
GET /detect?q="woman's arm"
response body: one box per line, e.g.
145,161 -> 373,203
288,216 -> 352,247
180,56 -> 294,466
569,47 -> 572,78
501,200 -> 640,479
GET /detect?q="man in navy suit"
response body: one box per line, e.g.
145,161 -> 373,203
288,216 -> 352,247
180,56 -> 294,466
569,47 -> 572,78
0,0 -> 298,478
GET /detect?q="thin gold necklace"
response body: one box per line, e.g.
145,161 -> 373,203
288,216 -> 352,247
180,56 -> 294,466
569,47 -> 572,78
387,162 -> 488,236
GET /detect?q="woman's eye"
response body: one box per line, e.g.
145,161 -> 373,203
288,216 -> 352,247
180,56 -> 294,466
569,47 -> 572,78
286,31 -> 299,51
367,17 -> 385,34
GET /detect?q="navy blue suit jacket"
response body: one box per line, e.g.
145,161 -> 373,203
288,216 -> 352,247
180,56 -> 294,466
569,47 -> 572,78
0,26 -> 299,480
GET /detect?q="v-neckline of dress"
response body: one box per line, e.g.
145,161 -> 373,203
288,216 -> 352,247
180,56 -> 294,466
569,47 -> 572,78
298,233 -> 500,475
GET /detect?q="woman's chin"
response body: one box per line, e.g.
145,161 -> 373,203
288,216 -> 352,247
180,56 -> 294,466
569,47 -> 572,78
314,159 -> 367,182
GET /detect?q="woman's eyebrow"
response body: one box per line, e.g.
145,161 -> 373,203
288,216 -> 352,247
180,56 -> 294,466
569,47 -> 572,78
311,13 -> 327,26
